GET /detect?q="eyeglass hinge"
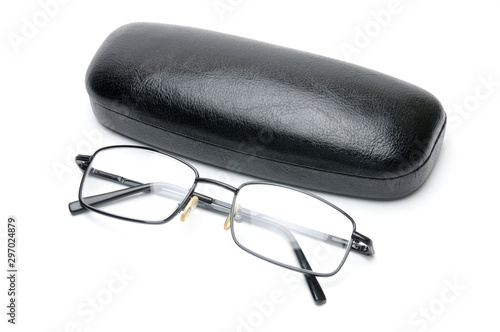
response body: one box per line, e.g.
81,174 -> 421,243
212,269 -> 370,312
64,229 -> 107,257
351,232 -> 375,256
75,155 -> 91,172
352,240 -> 369,254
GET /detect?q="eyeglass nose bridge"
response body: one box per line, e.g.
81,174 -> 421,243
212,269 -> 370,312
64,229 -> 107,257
195,178 -> 238,193
195,178 -> 237,228
178,177 -> 238,224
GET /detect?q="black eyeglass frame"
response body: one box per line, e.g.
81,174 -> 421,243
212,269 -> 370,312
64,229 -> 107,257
70,145 -> 374,303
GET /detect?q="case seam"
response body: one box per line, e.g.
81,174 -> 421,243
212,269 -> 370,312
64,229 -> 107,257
93,100 -> 446,181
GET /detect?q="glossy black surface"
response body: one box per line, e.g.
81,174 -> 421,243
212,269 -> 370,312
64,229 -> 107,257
86,22 -> 446,198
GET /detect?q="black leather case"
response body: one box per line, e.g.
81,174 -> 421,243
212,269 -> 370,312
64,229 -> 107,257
85,22 -> 446,199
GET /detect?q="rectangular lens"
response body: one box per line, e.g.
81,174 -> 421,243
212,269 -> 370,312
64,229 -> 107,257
80,147 -> 196,223
231,184 -> 354,275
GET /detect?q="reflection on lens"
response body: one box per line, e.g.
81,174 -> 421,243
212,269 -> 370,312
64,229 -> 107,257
80,147 -> 196,223
231,184 -> 354,275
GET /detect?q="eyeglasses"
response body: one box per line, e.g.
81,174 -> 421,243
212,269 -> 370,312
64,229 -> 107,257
68,145 -> 374,305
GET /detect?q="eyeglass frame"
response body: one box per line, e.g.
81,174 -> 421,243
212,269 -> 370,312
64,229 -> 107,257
68,145 -> 374,304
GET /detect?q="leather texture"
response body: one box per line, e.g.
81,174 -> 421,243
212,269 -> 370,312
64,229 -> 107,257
86,22 -> 446,199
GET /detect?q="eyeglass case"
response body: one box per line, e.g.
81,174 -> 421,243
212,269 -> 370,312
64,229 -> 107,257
85,22 -> 446,199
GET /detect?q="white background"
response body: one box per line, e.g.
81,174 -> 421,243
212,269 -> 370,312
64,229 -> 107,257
1,0 -> 499,331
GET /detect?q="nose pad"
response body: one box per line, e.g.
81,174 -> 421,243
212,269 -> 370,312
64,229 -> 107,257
180,196 -> 199,222
224,203 -> 241,230
223,215 -> 231,230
